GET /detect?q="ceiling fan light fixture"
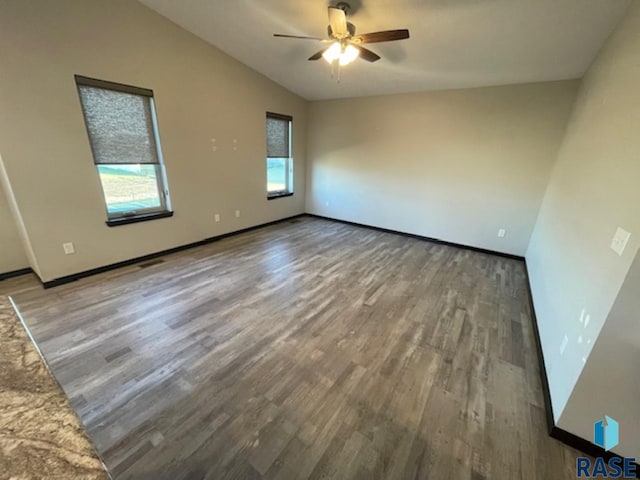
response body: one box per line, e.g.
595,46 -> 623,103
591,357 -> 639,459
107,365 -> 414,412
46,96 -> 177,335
322,42 -> 342,63
339,44 -> 360,66
323,42 -> 360,66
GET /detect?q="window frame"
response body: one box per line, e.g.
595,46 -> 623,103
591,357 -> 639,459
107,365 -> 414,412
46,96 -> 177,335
75,75 -> 173,226
266,112 -> 294,200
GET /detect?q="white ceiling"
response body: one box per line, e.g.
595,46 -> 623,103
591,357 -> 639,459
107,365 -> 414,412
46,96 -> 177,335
139,0 -> 631,101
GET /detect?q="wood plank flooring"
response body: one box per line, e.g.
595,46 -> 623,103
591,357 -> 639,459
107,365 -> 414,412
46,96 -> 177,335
5,217 -> 582,479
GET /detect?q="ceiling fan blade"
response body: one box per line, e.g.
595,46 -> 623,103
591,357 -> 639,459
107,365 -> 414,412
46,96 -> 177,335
355,29 -> 410,44
328,6 -> 348,37
308,48 -> 329,61
274,34 -> 324,41
354,45 -> 381,62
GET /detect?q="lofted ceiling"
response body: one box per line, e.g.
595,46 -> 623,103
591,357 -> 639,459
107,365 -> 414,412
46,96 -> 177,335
138,0 -> 631,101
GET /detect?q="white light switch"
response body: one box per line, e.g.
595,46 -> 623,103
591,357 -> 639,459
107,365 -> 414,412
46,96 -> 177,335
611,227 -> 631,256
214,214 -> 220,223
63,242 -> 75,255
498,229 -> 506,238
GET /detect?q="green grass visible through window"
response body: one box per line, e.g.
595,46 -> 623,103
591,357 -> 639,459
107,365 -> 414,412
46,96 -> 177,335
97,164 -> 161,214
267,158 -> 288,193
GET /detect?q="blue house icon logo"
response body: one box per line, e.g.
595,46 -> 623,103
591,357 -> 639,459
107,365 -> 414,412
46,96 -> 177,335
594,416 -> 619,451
576,416 -> 635,477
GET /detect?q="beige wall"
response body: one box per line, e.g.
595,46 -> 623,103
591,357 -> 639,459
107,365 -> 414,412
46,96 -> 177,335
561,250 -> 640,458
0,0 -> 307,282
0,180 -> 28,274
527,2 -> 640,423
305,82 -> 578,256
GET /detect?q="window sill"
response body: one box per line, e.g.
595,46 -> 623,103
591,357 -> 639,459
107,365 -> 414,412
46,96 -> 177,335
267,192 -> 294,201
106,211 -> 173,227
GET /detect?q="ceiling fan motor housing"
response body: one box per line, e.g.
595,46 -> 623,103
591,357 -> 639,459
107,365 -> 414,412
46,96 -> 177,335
328,22 -> 356,38
336,2 -> 352,15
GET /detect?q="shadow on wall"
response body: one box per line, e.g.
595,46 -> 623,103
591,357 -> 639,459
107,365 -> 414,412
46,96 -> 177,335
559,247 -> 640,459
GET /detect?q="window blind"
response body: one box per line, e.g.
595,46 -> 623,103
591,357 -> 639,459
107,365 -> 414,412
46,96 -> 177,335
266,113 -> 292,158
77,82 -> 159,165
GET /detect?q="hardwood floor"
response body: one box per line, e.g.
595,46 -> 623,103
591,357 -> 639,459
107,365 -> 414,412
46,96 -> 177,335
4,217 -> 582,479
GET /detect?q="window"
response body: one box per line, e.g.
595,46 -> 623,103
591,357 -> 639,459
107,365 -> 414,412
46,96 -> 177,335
75,75 -> 172,226
266,112 -> 293,199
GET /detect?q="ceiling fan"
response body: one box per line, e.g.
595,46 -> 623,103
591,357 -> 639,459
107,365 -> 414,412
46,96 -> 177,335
274,2 -> 410,66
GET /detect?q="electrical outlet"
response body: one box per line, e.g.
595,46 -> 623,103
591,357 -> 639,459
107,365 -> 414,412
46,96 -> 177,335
235,210 -> 240,218
610,227 -> 631,256
560,335 -> 569,355
214,214 -> 220,223
63,242 -> 75,255
498,229 -> 506,238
